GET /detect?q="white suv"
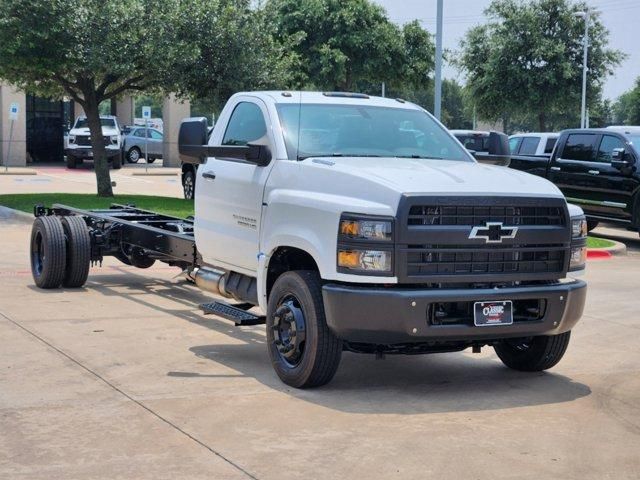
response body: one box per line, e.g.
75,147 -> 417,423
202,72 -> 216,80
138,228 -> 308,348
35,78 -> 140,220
66,115 -> 123,169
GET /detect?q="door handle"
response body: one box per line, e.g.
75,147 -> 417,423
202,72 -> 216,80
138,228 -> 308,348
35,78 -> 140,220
588,170 -> 600,175
550,166 -> 561,171
202,172 -> 216,180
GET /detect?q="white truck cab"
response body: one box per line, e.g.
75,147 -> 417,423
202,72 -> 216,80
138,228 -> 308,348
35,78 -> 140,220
175,91 -> 588,387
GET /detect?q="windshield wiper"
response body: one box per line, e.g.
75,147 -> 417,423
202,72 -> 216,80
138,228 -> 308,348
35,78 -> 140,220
395,154 -> 444,160
298,153 -> 383,160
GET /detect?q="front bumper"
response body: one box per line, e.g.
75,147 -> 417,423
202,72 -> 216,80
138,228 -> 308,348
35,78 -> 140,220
66,147 -> 120,159
322,280 -> 586,344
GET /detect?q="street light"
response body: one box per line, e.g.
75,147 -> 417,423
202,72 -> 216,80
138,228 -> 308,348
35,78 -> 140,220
575,9 -> 591,129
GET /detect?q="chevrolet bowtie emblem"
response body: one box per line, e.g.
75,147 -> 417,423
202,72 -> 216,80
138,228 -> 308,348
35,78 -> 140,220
469,222 -> 518,243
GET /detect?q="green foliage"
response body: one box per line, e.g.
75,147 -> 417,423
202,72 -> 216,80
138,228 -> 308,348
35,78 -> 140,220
0,193 -> 194,218
458,0 -> 624,131
267,0 -> 434,92
612,77 -> 640,125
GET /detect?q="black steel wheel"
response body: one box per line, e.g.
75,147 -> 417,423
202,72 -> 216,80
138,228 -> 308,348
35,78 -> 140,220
66,156 -> 76,169
494,331 -> 571,372
266,271 -> 342,388
126,147 -> 141,163
30,216 -> 67,289
183,170 -> 195,200
61,216 -> 91,288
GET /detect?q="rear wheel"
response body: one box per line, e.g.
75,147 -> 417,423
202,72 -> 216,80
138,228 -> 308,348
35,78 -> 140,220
266,271 -> 342,388
61,216 -> 91,288
66,156 -> 77,169
494,331 -> 571,371
126,147 -> 141,163
30,216 -> 67,289
146,157 -> 156,164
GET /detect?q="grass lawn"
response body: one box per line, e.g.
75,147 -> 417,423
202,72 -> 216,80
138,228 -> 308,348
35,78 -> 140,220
0,193 -> 194,219
586,236 -> 616,249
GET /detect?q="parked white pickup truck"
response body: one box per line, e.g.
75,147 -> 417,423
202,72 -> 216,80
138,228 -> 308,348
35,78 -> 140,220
65,115 -> 123,169
31,91 -> 587,388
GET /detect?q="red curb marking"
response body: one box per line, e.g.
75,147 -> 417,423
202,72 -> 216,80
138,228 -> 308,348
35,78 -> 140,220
587,249 -> 612,260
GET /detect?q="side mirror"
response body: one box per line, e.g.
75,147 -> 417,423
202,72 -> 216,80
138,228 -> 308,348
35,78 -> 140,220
179,117 -> 209,165
611,147 -> 634,170
178,117 -> 273,166
473,132 -> 511,166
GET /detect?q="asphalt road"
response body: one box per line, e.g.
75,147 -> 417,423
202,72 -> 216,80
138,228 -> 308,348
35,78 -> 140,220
1,210 -> 639,479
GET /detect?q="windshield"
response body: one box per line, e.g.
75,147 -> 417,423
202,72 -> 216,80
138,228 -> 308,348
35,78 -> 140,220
276,103 -> 470,162
74,118 -> 116,129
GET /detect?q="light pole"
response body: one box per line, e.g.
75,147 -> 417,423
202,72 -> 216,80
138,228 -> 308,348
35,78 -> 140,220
575,9 -> 590,129
434,0 -> 443,121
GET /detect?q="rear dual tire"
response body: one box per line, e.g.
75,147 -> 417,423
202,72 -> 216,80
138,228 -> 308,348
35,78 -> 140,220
30,215 -> 91,289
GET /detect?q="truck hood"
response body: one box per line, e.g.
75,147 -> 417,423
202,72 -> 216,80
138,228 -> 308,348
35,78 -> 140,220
312,157 -> 564,198
69,127 -> 120,136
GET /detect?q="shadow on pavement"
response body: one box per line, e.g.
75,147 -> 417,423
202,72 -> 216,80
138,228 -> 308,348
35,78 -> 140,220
81,270 -> 591,415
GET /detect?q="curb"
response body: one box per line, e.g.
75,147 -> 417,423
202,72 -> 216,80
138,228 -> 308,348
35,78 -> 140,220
0,205 -> 34,224
587,239 -> 627,259
131,172 -> 178,177
0,168 -> 37,175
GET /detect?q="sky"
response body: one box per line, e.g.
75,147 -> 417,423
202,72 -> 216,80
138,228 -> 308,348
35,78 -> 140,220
373,0 -> 640,100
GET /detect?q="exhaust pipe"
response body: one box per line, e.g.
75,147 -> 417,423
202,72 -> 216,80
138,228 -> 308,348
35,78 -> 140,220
188,267 -> 231,298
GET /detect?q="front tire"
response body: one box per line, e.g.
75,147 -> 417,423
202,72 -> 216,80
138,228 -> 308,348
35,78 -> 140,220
66,156 -> 77,169
266,271 -> 342,388
126,147 -> 141,163
111,153 -> 122,170
494,331 -> 571,371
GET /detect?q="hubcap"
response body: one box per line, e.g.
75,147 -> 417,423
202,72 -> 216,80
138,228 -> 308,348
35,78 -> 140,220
31,231 -> 44,276
129,149 -> 140,161
184,176 -> 194,198
272,295 -> 306,366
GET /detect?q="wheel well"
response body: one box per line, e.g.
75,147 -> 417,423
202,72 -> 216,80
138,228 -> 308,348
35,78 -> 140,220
181,163 -> 196,175
266,247 -> 319,299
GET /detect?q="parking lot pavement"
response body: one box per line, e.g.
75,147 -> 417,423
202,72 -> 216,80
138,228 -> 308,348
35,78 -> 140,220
1,215 -> 639,480
0,164 -> 183,198
592,223 -> 640,254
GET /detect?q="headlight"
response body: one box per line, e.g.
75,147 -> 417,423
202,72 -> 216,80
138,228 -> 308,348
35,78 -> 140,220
569,215 -> 587,272
110,135 -> 119,145
337,249 -> 392,273
339,216 -> 392,242
68,135 -> 75,143
571,217 -> 587,238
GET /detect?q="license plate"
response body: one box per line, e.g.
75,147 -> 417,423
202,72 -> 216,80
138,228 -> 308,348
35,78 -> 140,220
474,301 -> 513,326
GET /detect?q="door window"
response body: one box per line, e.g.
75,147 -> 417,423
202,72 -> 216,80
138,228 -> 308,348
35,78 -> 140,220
596,135 -> 626,163
150,130 -> 163,140
222,102 -> 267,146
133,128 -> 146,138
509,137 -> 522,154
544,137 -> 557,154
519,137 -> 540,155
562,134 -> 597,161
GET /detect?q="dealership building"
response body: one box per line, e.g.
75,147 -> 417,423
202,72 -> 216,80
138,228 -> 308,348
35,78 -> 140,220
0,82 -> 190,168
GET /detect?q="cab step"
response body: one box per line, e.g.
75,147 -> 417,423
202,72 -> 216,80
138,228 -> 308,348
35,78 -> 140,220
200,301 -> 265,326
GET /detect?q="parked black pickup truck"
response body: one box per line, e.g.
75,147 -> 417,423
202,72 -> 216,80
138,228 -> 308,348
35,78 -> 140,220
510,127 -> 640,232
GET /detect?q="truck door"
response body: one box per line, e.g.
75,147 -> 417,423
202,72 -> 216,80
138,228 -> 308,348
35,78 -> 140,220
195,98 -> 275,273
550,133 -> 635,220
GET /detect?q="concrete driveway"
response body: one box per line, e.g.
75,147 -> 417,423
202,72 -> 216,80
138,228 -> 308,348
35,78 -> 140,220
1,211 -> 639,479
0,164 -> 183,198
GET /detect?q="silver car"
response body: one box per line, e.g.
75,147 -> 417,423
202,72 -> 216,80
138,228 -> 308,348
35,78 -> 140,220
122,127 -> 163,163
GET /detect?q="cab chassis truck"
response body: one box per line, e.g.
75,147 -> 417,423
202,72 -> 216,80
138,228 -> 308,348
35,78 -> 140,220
29,91 -> 588,388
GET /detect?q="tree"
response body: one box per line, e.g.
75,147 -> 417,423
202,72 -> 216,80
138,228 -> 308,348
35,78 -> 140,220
612,77 -> 640,125
267,0 -> 434,92
458,0 -> 623,132
0,0 -> 198,196
178,0 -> 298,115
